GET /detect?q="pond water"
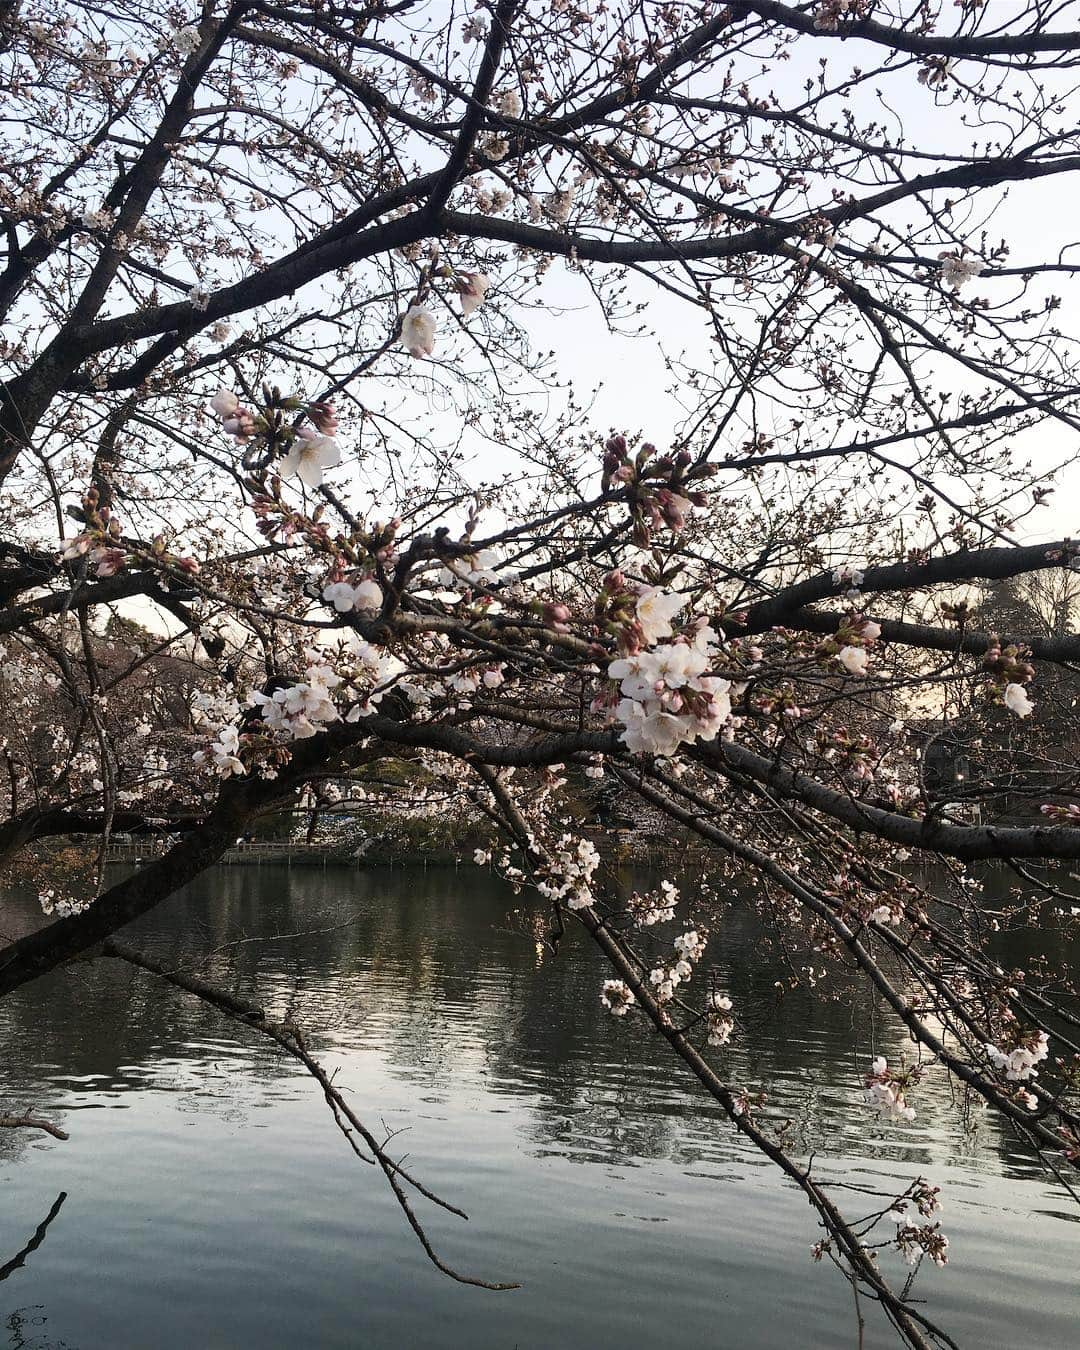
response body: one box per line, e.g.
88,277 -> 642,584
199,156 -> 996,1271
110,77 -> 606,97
1,864 -> 1078,1350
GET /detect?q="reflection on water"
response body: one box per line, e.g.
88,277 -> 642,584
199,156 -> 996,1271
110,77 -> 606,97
1,864 -> 1078,1349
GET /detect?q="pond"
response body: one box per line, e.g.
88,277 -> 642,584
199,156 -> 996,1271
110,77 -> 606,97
1,863 -> 1078,1349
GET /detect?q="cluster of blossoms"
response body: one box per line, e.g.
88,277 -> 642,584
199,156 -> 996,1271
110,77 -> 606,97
536,835 -> 601,911
446,665 -> 505,695
250,655 -> 342,739
600,979 -> 636,1016
984,1024 -> 1049,1084
939,252 -> 984,289
322,576 -> 382,614
628,879 -> 679,927
811,0 -> 870,33
604,590 -> 732,757
210,389 -> 342,488
869,901 -> 903,926
192,724 -> 245,778
648,929 -> 707,1003
191,688 -> 242,731
832,563 -> 865,595
173,24 -> 201,54
863,1056 -> 920,1122
886,1179 -> 942,1234
706,991 -> 734,1047
398,270 -> 489,359
39,888 -> 90,918
61,500 -> 126,578
886,1183 -> 949,1268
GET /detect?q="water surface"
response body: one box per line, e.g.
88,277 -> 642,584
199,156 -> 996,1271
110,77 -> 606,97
1,864 -> 1078,1349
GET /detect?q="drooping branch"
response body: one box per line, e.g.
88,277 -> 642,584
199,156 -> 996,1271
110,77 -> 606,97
104,938 -> 517,1291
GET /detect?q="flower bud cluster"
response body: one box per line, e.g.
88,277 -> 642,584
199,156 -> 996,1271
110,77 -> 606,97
599,435 -> 706,544
982,639 -> 1036,717
60,486 -> 128,577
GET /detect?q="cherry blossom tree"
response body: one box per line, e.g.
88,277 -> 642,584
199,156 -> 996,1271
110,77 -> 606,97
4,2 -> 1080,1345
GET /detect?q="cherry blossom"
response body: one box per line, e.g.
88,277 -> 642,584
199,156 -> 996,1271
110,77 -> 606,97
173,25 -> 201,55
837,645 -> 870,676
1004,682 -> 1034,717
458,272 -> 489,317
635,586 -> 687,644
939,253 -> 983,288
279,429 -> 342,488
193,725 -> 245,777
209,389 -> 240,418
600,980 -> 635,1016
401,305 -> 436,357
863,1056 -> 918,1123
322,578 -> 382,613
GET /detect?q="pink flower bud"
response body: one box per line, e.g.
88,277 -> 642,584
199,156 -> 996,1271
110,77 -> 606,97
543,602 -> 571,629
310,402 -> 339,434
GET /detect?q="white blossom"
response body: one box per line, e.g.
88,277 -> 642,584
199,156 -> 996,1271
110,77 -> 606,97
401,304 -> 436,357
322,578 -> 382,613
209,388 -> 239,418
635,587 -> 687,644
939,252 -> 983,289
863,1055 -> 917,1122
173,25 -> 201,54
279,431 -> 342,488
984,1031 -> 1048,1082
459,272 -> 489,317
837,645 -> 869,676
1004,682 -> 1034,718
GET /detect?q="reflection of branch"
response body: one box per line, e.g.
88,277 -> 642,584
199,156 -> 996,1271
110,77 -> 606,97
0,1114 -> 69,1141
102,940 -> 517,1292
0,1192 -> 67,1283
